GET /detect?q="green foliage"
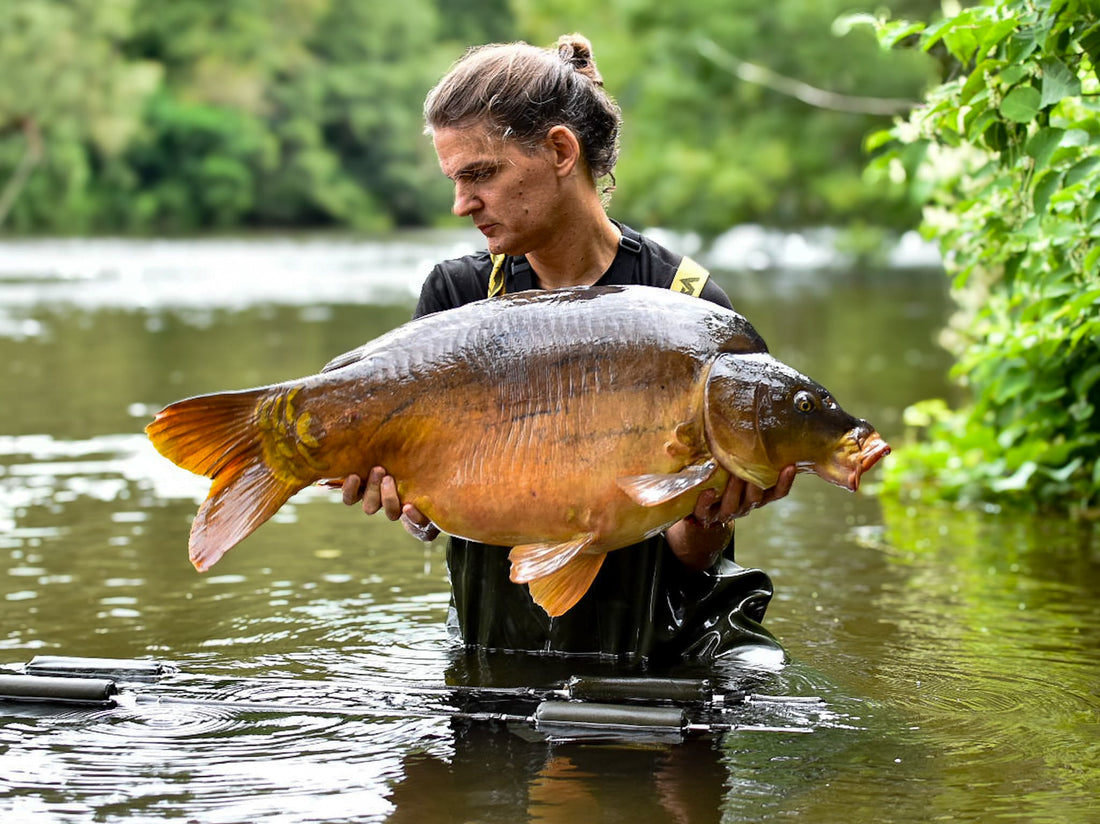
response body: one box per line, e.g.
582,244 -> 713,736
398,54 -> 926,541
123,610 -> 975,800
105,94 -> 276,231
0,0 -> 939,234
862,0 -> 1100,515
0,0 -> 161,151
0,0 -> 161,231
0,0 -> 477,233
515,0 -> 940,235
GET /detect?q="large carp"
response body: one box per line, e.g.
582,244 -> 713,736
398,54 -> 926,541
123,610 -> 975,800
146,285 -> 889,617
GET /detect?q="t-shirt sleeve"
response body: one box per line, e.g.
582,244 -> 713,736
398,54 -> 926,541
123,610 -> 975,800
698,275 -> 734,310
414,265 -> 458,319
413,254 -> 493,319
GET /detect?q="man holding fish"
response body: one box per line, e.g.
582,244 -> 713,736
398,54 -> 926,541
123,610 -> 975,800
343,35 -> 796,660
147,35 -> 889,662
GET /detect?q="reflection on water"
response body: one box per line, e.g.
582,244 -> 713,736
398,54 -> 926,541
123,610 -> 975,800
1,235 -> 1098,822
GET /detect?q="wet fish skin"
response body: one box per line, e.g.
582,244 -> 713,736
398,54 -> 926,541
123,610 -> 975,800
146,285 -> 888,617
703,352 -> 890,492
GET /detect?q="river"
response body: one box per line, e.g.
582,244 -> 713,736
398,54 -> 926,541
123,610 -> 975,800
0,230 -> 1096,823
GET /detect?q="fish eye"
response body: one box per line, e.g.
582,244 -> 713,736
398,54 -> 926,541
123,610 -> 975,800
794,391 -> 817,414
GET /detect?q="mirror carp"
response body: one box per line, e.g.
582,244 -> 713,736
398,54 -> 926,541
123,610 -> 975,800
146,285 -> 889,617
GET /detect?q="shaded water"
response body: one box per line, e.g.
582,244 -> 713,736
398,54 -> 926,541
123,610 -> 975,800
0,232 -> 1097,822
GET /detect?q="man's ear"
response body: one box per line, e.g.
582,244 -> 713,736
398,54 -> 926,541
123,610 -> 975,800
545,125 -> 582,178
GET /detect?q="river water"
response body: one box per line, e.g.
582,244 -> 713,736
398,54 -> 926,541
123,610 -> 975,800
0,230 -> 1096,823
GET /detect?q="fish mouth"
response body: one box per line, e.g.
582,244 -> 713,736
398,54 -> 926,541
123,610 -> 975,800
814,428 -> 891,491
852,432 -> 891,489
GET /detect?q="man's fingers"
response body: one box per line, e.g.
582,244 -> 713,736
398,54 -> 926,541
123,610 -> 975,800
692,488 -> 718,522
380,474 -> 402,520
361,466 -> 386,515
717,465 -> 797,521
769,465 -> 796,502
341,475 -> 364,506
717,475 -> 752,521
742,480 -> 764,512
400,505 -> 440,542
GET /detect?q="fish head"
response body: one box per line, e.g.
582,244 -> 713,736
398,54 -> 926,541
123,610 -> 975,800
703,353 -> 890,492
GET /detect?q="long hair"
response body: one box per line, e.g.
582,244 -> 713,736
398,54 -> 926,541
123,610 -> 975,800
424,34 -> 621,189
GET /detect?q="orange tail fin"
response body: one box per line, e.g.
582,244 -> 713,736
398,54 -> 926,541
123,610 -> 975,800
146,388 -> 306,571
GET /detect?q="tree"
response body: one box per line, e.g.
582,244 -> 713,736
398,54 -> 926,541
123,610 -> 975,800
0,0 -> 949,234
861,0 -> 1100,515
0,0 -> 160,230
513,0 -> 941,235
119,0 -> 453,231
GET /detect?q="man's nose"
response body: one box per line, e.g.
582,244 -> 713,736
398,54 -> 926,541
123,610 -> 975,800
452,183 -> 480,216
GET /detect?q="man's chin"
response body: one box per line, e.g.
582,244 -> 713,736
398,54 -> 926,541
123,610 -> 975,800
480,227 -> 523,257
483,233 -> 507,256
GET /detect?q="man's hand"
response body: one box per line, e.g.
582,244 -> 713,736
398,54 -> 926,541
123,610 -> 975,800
341,467 -> 440,542
666,466 -> 797,571
693,465 -> 797,528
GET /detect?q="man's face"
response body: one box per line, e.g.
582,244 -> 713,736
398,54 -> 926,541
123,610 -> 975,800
433,124 -> 564,258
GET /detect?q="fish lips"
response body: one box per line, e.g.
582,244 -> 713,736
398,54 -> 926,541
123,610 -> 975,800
813,428 -> 891,491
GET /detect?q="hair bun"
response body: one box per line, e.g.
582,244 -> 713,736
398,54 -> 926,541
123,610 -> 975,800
556,33 -> 603,86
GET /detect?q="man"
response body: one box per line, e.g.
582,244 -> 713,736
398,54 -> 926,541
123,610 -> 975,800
344,35 -> 794,660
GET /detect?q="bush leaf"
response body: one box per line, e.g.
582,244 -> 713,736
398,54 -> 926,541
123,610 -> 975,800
1000,86 -> 1041,123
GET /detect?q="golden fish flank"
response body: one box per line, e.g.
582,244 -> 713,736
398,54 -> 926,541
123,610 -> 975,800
256,386 -> 327,480
145,285 -> 890,618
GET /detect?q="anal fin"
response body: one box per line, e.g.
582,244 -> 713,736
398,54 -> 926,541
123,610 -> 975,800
526,553 -> 606,618
509,534 -> 594,584
616,459 -> 717,507
509,535 -> 603,618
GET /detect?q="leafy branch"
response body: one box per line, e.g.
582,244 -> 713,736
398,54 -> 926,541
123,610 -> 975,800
858,0 -> 1100,515
695,36 -> 920,115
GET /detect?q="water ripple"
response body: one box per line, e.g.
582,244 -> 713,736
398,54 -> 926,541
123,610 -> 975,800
0,682 -> 441,822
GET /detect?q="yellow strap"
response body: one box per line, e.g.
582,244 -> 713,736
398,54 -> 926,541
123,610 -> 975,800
670,255 -> 710,297
489,251 -> 708,298
488,253 -> 507,298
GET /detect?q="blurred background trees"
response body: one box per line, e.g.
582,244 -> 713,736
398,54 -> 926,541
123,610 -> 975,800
0,0 -> 161,230
0,0 -> 940,234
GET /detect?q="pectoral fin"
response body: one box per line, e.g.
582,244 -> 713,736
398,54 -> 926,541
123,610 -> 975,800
616,459 -> 718,507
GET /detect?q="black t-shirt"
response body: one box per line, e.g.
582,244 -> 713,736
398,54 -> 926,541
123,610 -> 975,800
413,224 -> 778,662
416,226 -> 733,317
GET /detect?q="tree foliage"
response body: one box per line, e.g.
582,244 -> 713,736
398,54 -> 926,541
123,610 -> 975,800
515,0 -> 940,235
862,0 -> 1100,515
0,0 -> 938,235
0,0 -> 484,233
0,0 -> 161,230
